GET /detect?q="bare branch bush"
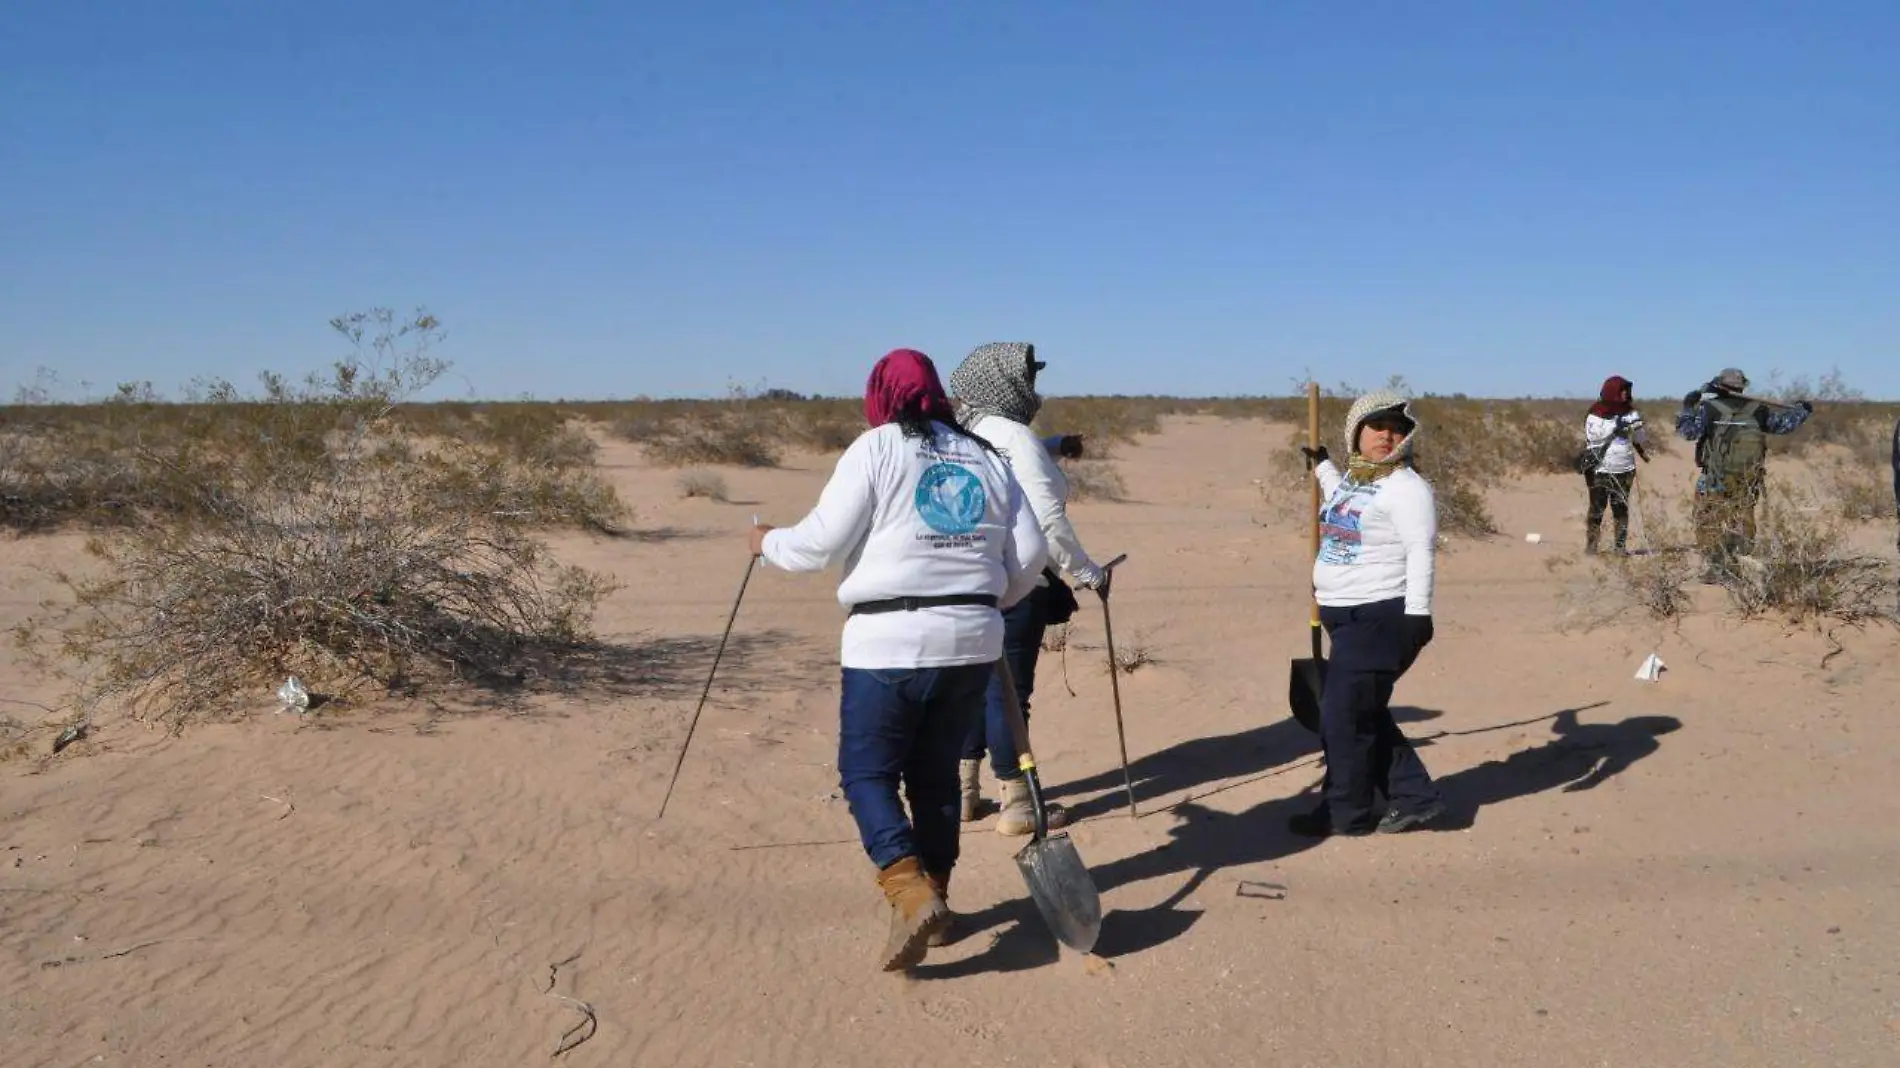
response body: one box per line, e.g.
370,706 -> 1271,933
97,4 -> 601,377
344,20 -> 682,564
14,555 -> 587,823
1721,488 -> 1895,628
1562,495 -> 1703,626
1564,484 -> 1896,632
15,310 -> 621,729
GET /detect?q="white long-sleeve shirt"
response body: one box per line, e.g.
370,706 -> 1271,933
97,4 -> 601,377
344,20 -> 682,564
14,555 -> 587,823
968,414 -> 1105,588
1311,461 -> 1436,616
1584,411 -> 1648,475
761,422 -> 1048,669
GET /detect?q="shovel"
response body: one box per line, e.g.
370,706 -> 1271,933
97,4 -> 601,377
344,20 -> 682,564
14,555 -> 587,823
995,656 -> 1101,954
1289,381 -> 1326,733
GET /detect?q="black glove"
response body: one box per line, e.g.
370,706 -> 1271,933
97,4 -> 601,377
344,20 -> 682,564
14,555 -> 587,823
1299,444 -> 1330,469
1798,400 -> 1813,413
1057,434 -> 1085,459
1402,614 -> 1434,652
1682,390 -> 1702,409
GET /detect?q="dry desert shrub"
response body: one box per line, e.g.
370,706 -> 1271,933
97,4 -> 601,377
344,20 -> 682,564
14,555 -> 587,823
1109,630 -> 1156,674
1719,488 -> 1894,627
1808,452 -> 1896,522
1565,484 -> 1895,631
0,714 -> 34,762
1034,396 -> 1188,455
1564,496 -> 1703,625
677,470 -> 730,501
1063,459 -> 1128,502
15,310 -> 621,729
641,411 -> 782,467
774,398 -> 863,452
601,404 -> 682,446
1754,369 -> 1896,459
1515,414 -> 1589,475
1,390 -> 208,533
614,389 -> 791,468
2,374 -> 628,536
1195,395 -> 1305,423
1040,622 -> 1070,653
604,392 -> 1180,466
1429,472 -> 1501,538
444,403 -> 601,468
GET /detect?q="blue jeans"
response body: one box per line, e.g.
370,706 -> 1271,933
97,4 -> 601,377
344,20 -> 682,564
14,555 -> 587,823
838,663 -> 990,873
1316,598 -> 1439,833
960,586 -> 1048,781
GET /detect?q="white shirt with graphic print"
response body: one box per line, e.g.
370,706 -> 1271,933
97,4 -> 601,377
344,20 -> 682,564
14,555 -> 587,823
1311,461 -> 1437,616
1583,411 -> 1647,475
761,422 -> 1049,669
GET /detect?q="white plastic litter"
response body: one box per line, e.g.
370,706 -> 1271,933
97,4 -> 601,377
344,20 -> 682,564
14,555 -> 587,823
276,676 -> 310,713
1525,533 -> 1543,544
1633,654 -> 1665,682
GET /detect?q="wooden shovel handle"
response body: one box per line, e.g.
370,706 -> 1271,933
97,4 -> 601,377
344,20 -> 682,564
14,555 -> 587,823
995,657 -> 1035,776
1307,382 -> 1322,628
994,657 -> 1049,839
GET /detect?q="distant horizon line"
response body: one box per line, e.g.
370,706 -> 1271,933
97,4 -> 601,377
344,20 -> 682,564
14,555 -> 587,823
7,390 -> 1898,407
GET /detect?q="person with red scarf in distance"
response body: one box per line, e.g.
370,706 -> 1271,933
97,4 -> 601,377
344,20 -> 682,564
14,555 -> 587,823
1581,375 -> 1649,555
749,350 -> 1047,972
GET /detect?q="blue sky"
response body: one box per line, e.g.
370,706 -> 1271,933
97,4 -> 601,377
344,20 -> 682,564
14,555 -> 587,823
3,2 -> 1896,401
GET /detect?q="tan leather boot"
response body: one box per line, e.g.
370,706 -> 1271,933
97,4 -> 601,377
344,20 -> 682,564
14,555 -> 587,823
995,777 -> 1070,836
875,856 -> 948,971
958,759 -> 984,822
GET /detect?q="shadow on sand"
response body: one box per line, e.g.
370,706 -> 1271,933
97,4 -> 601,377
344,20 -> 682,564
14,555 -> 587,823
915,701 -> 1681,976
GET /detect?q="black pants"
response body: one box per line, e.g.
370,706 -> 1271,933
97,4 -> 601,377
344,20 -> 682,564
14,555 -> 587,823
1316,598 -> 1438,833
1586,470 -> 1634,551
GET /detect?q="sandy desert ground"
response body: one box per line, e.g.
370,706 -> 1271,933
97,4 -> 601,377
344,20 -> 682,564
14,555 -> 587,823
4,415 -> 1898,1067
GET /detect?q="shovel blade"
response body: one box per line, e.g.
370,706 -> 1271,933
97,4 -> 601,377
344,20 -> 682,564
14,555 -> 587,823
1288,656 -> 1326,734
1013,832 -> 1102,954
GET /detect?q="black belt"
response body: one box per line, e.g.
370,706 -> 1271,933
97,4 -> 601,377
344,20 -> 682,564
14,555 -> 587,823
848,594 -> 999,617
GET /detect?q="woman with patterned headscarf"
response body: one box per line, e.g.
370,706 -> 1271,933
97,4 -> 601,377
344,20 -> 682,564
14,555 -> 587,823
947,341 -> 1107,836
750,349 -> 1048,971
1291,389 -> 1446,838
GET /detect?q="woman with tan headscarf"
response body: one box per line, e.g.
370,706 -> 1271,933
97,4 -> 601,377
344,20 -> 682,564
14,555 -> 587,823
1291,389 -> 1446,838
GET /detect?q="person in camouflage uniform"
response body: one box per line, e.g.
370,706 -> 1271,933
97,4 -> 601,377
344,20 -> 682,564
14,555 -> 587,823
1675,368 -> 1812,579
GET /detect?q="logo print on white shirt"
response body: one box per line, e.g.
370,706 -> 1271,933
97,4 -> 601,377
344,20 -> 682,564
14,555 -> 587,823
915,462 -> 987,535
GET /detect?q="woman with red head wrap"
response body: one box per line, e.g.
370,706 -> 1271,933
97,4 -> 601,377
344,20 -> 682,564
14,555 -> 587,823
748,349 -> 1048,972
1581,375 -> 1649,554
